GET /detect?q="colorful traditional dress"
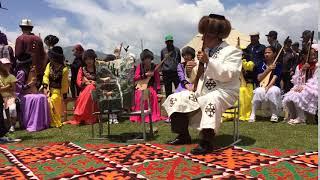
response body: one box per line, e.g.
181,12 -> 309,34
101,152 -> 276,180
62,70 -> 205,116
43,63 -> 69,128
67,67 -> 97,125
175,63 -> 196,93
130,63 -> 165,123
282,63 -> 318,122
223,59 -> 255,121
16,69 -> 50,132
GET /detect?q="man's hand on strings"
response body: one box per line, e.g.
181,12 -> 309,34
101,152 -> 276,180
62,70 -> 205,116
197,51 -> 209,64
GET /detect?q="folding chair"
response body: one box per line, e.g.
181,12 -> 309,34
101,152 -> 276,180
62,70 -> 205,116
120,89 -> 153,142
90,89 -> 154,142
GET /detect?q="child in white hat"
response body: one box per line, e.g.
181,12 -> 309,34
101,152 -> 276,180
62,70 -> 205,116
0,58 -> 17,132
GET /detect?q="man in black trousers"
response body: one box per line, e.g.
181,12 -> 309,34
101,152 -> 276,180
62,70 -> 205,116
160,34 -> 181,97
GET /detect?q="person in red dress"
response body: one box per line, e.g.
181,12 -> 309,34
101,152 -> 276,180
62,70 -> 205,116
67,49 -> 97,125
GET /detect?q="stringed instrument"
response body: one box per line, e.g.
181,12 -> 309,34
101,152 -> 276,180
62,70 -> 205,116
260,36 -> 289,88
305,31 -> 314,82
26,65 -> 38,94
193,34 -> 206,92
135,52 -> 173,90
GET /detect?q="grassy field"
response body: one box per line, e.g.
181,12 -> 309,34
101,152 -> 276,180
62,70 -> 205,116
11,117 -> 318,151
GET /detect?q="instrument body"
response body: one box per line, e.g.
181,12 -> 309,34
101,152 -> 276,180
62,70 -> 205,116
26,65 -> 38,94
259,36 -> 289,88
135,52 -> 172,90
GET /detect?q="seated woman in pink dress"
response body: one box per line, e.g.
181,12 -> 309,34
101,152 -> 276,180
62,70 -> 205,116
67,49 -> 97,125
130,49 -> 164,123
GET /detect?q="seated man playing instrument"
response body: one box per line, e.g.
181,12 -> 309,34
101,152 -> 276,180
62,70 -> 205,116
162,14 -> 242,155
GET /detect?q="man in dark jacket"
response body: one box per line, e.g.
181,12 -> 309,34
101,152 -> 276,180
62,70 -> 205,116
301,30 -> 313,51
160,35 -> 181,97
244,32 -> 266,86
70,44 -> 84,98
281,38 -> 296,93
15,19 -> 46,88
266,30 -> 282,53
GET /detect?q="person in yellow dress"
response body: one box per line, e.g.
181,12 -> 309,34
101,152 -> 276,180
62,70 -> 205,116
42,46 -> 69,128
223,47 -> 254,121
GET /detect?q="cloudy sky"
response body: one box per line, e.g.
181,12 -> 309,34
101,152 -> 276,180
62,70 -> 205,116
0,0 -> 318,55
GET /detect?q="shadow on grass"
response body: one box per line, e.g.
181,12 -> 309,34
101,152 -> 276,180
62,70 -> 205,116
190,134 -> 255,148
18,135 -> 55,141
103,132 -> 159,143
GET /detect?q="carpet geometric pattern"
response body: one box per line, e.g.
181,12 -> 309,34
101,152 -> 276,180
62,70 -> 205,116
0,142 -> 318,179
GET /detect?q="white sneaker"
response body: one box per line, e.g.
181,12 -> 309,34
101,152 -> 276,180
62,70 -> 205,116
248,114 -> 255,123
165,118 -> 171,123
288,118 -> 305,125
113,119 -> 119,124
270,114 -> 279,122
9,126 -> 15,132
0,137 -> 22,143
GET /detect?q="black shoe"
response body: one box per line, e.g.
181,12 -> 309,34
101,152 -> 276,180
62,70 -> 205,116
190,143 -> 213,155
167,136 -> 191,145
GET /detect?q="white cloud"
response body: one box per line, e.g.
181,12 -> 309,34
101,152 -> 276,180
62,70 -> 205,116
2,0 -> 318,57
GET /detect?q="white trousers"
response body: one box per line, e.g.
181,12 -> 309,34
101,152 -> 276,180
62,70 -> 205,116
251,86 -> 282,116
163,89 -> 237,133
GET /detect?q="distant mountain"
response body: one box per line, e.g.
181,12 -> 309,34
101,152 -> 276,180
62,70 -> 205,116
63,46 -> 107,64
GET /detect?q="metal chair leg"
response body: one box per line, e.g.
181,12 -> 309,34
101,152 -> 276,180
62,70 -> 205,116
91,123 -> 94,138
107,111 -> 110,136
142,113 -> 146,141
149,114 -> 153,137
98,114 -> 103,138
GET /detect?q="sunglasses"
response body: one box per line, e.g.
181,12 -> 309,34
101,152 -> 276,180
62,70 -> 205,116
209,14 -> 225,20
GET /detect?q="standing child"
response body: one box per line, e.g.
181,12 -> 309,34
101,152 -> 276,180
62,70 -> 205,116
0,58 -> 17,132
43,46 -> 69,128
175,46 -> 197,92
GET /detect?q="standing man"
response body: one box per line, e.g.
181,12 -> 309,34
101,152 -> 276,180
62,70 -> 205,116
244,32 -> 266,86
291,42 -> 300,66
160,34 -> 181,97
292,42 -> 300,55
70,44 -> 84,98
281,38 -> 295,93
301,30 -> 312,51
15,19 -> 46,89
266,30 -> 282,53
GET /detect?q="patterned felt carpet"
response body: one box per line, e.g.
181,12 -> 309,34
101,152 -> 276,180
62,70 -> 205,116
0,142 -> 318,179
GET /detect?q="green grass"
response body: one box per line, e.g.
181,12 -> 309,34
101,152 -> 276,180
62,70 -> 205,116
11,118 -> 318,151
